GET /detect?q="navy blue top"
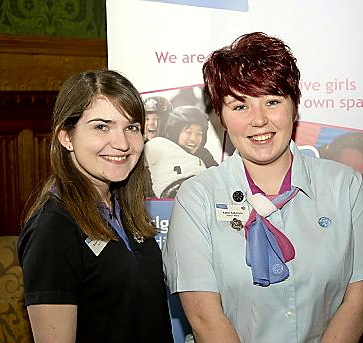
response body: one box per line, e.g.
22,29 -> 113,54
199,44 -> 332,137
18,196 -> 174,343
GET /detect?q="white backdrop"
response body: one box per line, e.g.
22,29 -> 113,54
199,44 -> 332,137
107,0 -> 363,130
106,1 -> 363,341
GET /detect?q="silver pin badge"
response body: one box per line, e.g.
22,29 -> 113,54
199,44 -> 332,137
318,216 -> 332,228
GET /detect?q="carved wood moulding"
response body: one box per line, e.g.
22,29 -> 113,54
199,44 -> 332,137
0,35 -> 107,56
0,35 -> 108,91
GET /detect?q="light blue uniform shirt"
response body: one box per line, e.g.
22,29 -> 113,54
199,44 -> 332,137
163,141 -> 363,343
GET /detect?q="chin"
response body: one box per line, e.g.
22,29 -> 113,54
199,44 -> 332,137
185,148 -> 196,154
108,173 -> 131,183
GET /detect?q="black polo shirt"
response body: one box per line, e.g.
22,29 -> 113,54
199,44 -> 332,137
17,197 -> 174,343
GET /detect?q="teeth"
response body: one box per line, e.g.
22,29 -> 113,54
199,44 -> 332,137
103,156 -> 126,161
251,133 -> 272,141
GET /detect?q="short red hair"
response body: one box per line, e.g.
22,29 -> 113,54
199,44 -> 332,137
203,32 -> 301,117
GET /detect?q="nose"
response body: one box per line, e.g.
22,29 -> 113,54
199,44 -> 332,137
150,118 -> 158,127
189,132 -> 199,143
110,130 -> 130,152
249,105 -> 268,127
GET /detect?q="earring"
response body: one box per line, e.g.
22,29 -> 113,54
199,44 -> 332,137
67,145 -> 73,151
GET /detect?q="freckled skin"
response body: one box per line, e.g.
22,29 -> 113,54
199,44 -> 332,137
222,94 -> 295,167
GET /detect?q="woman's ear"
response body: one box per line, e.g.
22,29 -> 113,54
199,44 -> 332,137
58,129 -> 73,151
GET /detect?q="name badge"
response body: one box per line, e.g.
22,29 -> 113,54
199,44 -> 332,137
85,237 -> 109,256
215,203 -> 249,223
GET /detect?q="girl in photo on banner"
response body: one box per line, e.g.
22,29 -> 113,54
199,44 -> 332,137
163,32 -> 363,343
145,105 -> 218,198
143,95 -> 173,141
17,70 -> 174,343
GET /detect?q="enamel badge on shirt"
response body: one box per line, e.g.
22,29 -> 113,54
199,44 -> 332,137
215,204 -> 249,223
85,237 -> 109,256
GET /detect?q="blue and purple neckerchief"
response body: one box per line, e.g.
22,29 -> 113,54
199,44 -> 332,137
99,192 -> 132,251
243,160 -> 299,286
50,185 -> 131,251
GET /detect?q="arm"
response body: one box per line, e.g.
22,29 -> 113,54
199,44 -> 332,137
28,304 -> 77,343
321,281 -> 363,343
163,180 -> 240,342
179,291 -> 241,343
18,207 -> 83,343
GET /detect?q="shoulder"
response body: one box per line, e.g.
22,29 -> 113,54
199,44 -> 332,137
145,137 -> 175,152
303,153 -> 361,184
293,140 -> 361,182
18,196 -> 83,262
196,147 -> 219,167
176,154 -> 236,198
145,137 -> 189,163
32,196 -> 77,229
293,145 -> 362,200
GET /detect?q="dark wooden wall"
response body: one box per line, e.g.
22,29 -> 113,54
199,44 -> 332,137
0,35 -> 107,236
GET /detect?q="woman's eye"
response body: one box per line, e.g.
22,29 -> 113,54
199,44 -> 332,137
125,123 -> 141,132
234,104 -> 247,111
267,99 -> 280,106
95,124 -> 109,131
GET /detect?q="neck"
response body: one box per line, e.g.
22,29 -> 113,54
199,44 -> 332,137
243,152 -> 292,195
96,187 -> 113,211
92,179 -> 112,207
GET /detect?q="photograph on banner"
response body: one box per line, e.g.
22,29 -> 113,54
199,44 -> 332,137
142,85 -> 225,199
106,1 -> 363,341
142,86 -> 363,202
294,122 -> 363,174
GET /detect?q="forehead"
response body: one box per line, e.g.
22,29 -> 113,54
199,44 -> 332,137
225,93 -> 281,100
224,93 -> 289,104
182,123 -> 203,131
146,112 -> 160,118
84,95 -> 131,121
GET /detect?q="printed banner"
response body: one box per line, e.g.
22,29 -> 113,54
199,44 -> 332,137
106,0 -> 363,341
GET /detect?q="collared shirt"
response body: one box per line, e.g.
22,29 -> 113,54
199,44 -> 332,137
163,140 -> 363,343
18,195 -> 174,343
51,187 -> 131,250
99,193 -> 131,251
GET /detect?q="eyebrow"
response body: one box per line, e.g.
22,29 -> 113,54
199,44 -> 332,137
86,118 -> 114,124
225,95 -> 247,105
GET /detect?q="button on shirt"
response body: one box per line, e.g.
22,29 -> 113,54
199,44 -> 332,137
163,141 -> 363,343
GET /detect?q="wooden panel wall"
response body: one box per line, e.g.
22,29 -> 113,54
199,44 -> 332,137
0,35 -> 107,236
0,91 -> 55,236
0,34 -> 107,90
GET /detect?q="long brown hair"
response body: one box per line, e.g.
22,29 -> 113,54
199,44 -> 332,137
23,69 -> 156,241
